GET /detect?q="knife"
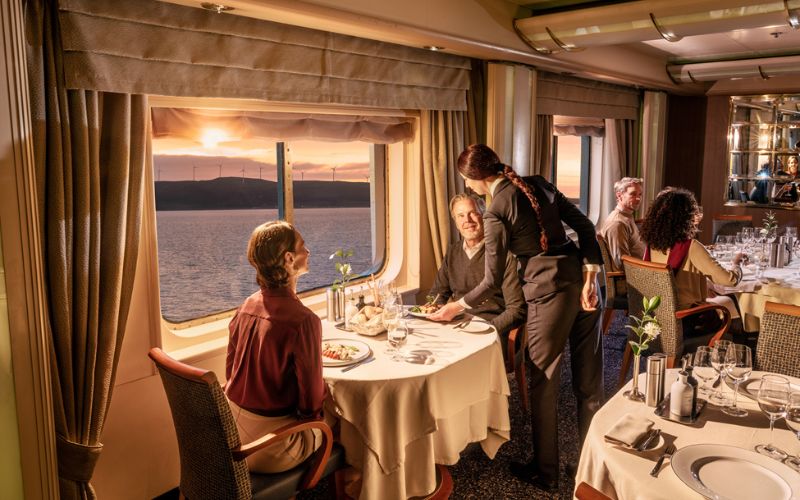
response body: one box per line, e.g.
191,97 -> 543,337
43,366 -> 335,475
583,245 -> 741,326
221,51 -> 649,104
636,428 -> 660,451
341,357 -> 375,372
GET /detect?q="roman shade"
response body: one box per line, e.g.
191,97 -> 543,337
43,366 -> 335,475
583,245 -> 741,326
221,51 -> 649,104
537,71 -> 640,120
58,0 -> 471,110
151,108 -> 416,144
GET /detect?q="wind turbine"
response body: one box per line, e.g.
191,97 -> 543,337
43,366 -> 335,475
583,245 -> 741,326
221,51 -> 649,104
331,166 -> 337,182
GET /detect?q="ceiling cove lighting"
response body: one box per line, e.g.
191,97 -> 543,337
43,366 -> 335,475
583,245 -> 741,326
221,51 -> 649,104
200,3 -> 234,14
666,54 -> 800,83
513,0 -> 800,54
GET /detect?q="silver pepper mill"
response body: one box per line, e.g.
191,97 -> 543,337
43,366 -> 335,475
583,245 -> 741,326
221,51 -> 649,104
646,353 -> 667,407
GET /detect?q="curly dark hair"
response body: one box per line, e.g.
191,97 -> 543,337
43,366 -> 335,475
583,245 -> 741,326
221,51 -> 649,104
247,220 -> 298,289
640,187 -> 700,252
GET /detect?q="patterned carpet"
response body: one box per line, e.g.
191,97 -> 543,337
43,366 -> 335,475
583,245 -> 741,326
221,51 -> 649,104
298,311 -> 633,500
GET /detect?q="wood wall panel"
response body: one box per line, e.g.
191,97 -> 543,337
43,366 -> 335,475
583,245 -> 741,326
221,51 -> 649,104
664,95 -> 707,197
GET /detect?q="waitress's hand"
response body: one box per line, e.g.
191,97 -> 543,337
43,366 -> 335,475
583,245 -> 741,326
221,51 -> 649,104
580,272 -> 599,311
429,302 -> 464,322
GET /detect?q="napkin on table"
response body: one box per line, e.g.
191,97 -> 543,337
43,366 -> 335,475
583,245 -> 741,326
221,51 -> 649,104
604,413 -> 654,448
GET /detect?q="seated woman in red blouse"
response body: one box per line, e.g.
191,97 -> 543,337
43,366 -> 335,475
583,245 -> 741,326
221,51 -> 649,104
225,220 -> 328,473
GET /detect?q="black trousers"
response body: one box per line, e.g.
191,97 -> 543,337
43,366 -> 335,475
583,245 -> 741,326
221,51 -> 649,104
524,280 -> 603,482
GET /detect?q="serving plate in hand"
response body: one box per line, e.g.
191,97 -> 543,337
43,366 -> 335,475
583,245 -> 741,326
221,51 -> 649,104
671,444 -> 800,500
321,339 -> 371,367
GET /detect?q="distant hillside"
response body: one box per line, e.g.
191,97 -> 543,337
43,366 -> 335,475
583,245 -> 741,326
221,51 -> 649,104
155,178 -> 370,210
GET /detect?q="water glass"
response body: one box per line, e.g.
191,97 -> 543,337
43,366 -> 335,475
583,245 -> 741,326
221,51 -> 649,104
693,346 -> 716,396
784,392 -> 800,471
722,344 -> 753,417
387,319 -> 408,361
709,340 -> 732,406
383,304 -> 402,354
755,375 -> 790,460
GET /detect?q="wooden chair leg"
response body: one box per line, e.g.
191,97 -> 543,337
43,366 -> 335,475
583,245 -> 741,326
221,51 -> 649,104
618,342 -> 632,389
601,308 -> 615,336
425,465 -> 453,500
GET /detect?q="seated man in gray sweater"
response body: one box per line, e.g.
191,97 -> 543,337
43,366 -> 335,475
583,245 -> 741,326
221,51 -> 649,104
429,193 -> 526,362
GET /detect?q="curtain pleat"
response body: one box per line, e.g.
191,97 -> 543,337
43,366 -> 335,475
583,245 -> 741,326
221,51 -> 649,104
533,114 -> 553,180
26,1 -> 147,497
467,59 -> 487,145
600,118 -> 640,223
421,111 -> 466,267
57,0 -> 471,110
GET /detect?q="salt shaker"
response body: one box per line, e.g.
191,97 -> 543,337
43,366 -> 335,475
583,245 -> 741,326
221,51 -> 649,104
645,354 -> 667,407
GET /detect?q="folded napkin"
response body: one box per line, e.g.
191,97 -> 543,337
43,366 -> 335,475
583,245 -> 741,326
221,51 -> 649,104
604,414 -> 655,448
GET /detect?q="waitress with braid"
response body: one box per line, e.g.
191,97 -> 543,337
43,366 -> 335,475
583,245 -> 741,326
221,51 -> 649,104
430,144 -> 604,491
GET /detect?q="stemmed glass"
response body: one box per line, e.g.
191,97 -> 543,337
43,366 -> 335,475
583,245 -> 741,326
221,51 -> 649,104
386,318 -> 408,361
693,346 -> 716,396
722,344 -> 753,417
784,392 -> 800,471
383,303 -> 403,356
754,374 -> 790,460
709,340 -> 732,405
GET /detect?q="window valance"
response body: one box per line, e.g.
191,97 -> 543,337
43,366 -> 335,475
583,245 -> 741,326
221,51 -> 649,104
537,72 -> 640,120
58,0 -> 471,110
151,108 -> 416,144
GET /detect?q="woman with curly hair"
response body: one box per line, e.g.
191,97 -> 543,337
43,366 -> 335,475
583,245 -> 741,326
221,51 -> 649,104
431,144 -> 603,492
224,220 -> 329,473
640,188 -> 744,343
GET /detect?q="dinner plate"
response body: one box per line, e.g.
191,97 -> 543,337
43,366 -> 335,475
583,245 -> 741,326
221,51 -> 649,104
321,338 -> 372,367
457,320 -> 494,334
671,444 -> 800,500
725,373 -> 800,401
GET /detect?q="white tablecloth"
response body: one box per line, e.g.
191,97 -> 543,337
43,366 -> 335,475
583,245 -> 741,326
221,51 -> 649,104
322,317 -> 511,500
711,261 -> 800,331
575,370 -> 800,500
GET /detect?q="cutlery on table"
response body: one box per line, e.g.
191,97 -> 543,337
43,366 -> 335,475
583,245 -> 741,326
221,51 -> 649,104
650,444 -> 676,477
341,357 -> 375,372
409,330 -> 437,338
636,428 -> 661,452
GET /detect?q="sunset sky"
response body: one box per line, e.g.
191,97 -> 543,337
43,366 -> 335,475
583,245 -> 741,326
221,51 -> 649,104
153,135 -> 372,182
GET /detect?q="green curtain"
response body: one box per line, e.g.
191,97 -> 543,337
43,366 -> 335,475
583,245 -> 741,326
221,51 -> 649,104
25,1 -> 147,497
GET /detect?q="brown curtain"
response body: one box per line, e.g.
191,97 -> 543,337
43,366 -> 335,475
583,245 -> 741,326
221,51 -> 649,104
605,118 -> 639,179
25,1 -> 147,497
533,114 -> 553,180
467,59 -> 487,145
421,111 -> 467,267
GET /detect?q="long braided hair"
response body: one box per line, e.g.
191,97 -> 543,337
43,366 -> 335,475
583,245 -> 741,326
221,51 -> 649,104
457,144 -> 548,252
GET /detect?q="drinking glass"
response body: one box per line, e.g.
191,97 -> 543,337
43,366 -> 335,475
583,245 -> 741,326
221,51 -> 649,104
722,344 -> 753,417
786,227 -> 797,239
709,339 -> 732,405
693,346 -> 716,396
755,375 -> 790,460
382,304 -> 402,354
387,318 -> 408,361
784,392 -> 800,472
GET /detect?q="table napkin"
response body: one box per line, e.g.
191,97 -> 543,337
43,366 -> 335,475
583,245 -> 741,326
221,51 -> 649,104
603,414 -> 654,448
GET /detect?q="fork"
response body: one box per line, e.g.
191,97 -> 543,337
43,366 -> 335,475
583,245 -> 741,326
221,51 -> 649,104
650,444 -> 676,477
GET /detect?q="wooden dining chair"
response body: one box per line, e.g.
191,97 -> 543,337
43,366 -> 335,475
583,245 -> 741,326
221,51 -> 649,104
506,325 -> 529,413
755,302 -> 800,378
596,233 -> 628,336
711,214 -> 753,241
575,482 -> 612,500
619,256 -> 731,387
148,348 -> 345,500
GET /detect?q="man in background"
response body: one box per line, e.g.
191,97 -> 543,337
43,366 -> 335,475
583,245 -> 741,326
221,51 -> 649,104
429,193 -> 525,361
599,177 -> 646,271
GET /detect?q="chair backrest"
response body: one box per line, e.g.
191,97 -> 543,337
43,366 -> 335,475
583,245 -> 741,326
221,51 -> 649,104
148,348 -> 252,500
756,302 -> 800,378
712,215 -> 753,241
576,482 -> 612,500
621,256 -> 683,358
596,233 -> 617,307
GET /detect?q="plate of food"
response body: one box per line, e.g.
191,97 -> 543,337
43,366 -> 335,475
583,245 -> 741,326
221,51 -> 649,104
321,339 -> 372,367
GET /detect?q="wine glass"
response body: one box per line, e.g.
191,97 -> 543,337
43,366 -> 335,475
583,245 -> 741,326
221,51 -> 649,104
722,344 -> 753,417
709,340 -> 732,405
693,346 -> 716,396
387,318 -> 408,361
382,304 -> 402,354
754,374 -> 790,460
784,392 -> 800,472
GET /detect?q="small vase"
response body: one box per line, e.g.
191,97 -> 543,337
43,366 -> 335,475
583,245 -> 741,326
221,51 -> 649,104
624,353 -> 646,402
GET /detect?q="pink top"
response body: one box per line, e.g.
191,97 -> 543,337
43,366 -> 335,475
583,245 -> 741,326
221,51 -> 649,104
225,287 -> 327,418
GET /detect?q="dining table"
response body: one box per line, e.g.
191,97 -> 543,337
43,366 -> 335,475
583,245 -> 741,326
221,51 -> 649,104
710,259 -> 800,332
575,369 -> 800,500
321,314 -> 511,500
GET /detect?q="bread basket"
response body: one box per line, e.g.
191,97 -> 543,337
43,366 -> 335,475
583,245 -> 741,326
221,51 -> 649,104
348,306 -> 386,336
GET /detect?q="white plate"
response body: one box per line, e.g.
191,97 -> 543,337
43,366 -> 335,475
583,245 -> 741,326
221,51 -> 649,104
321,339 -> 371,367
725,373 -> 800,401
671,444 -> 800,500
457,320 -> 494,334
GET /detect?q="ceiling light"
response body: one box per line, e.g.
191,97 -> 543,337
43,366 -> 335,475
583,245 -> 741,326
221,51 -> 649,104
200,3 -> 234,14
423,46 -> 445,51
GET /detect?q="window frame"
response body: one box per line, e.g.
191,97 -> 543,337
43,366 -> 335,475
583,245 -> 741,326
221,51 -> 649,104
552,134 -> 592,214
145,96 -> 419,357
